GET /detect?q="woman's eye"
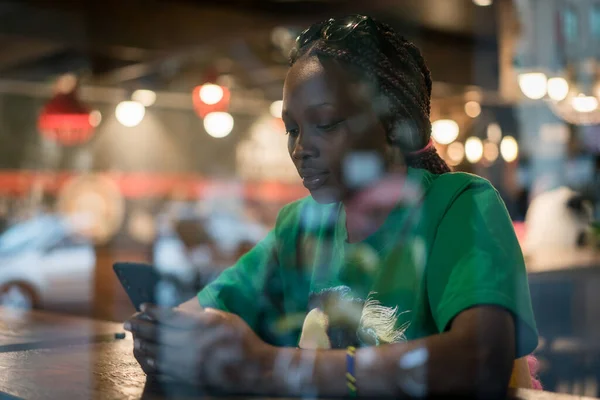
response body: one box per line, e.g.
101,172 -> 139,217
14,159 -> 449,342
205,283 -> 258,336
317,120 -> 345,132
285,128 -> 299,137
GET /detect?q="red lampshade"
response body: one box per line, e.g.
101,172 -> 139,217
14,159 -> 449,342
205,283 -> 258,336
38,91 -> 94,146
192,84 -> 230,118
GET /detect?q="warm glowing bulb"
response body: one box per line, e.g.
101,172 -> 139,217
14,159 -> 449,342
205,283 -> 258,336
500,136 -> 519,162
115,101 -> 145,127
483,140 -> 499,163
518,72 -> 547,100
473,0 -> 493,5
486,123 -> 502,143
571,94 -> 599,113
464,101 -> 481,118
547,77 -> 569,101
89,110 -> 102,127
199,84 -> 224,105
446,142 -> 465,166
270,100 -> 283,119
204,112 -> 234,138
431,119 -> 460,145
132,89 -> 157,106
465,137 -> 483,163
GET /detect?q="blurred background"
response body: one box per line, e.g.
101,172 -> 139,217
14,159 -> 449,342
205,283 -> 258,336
0,0 -> 598,395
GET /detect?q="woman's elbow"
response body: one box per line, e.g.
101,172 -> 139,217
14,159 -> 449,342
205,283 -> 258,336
471,345 -> 513,398
430,331 -> 514,397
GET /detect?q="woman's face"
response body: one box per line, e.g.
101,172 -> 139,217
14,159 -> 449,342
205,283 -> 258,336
282,55 -> 390,204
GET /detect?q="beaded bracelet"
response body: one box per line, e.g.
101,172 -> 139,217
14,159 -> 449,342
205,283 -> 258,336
346,346 -> 357,397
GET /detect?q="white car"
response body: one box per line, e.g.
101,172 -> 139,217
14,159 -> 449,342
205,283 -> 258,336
0,214 -> 96,311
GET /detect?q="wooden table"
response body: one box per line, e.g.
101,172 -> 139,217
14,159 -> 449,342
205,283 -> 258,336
0,307 -> 596,400
0,307 -> 124,352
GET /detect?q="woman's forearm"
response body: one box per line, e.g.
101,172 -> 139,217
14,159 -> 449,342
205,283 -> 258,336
259,337 -> 431,397
257,309 -> 515,397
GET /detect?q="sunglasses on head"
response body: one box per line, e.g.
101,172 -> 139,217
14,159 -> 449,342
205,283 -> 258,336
295,14 -> 378,49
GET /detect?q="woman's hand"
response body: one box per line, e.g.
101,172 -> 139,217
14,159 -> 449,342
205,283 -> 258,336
124,303 -> 275,392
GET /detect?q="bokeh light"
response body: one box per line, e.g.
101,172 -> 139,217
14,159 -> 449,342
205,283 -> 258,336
270,100 -> 283,119
115,101 -> 145,127
56,73 -> 78,94
89,110 -> 102,127
547,77 -> 569,101
446,142 -> 465,166
486,123 -> 502,143
465,137 -> 483,163
571,94 -> 599,113
132,89 -> 157,107
483,140 -> 499,163
431,119 -> 459,145
199,84 -> 224,105
518,72 -> 548,100
473,0 -> 493,6
500,136 -> 519,162
204,112 -> 234,138
464,101 -> 481,118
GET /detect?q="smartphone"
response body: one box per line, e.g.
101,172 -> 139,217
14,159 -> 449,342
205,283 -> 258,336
113,262 -> 161,311
113,262 -> 198,311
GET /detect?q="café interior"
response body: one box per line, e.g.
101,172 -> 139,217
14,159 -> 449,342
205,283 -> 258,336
0,0 -> 599,399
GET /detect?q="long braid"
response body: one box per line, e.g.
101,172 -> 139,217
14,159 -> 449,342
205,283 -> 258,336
290,17 -> 450,174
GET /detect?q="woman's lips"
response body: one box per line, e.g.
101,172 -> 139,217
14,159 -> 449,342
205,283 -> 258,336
302,172 -> 329,191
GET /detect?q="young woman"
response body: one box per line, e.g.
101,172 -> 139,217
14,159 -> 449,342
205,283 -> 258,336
125,15 -> 539,397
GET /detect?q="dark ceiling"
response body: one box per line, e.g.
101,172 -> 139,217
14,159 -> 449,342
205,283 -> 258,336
0,0 -> 503,101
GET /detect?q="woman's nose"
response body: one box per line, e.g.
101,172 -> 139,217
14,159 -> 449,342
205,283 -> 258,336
292,132 -> 318,160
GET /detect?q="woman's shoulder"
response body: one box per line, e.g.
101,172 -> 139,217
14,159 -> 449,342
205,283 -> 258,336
419,169 -> 496,198
416,169 -> 501,219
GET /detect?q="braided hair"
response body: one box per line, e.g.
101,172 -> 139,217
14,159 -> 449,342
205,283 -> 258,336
289,17 -> 451,174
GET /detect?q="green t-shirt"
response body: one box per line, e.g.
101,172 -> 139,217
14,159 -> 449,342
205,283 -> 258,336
198,168 -> 538,357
